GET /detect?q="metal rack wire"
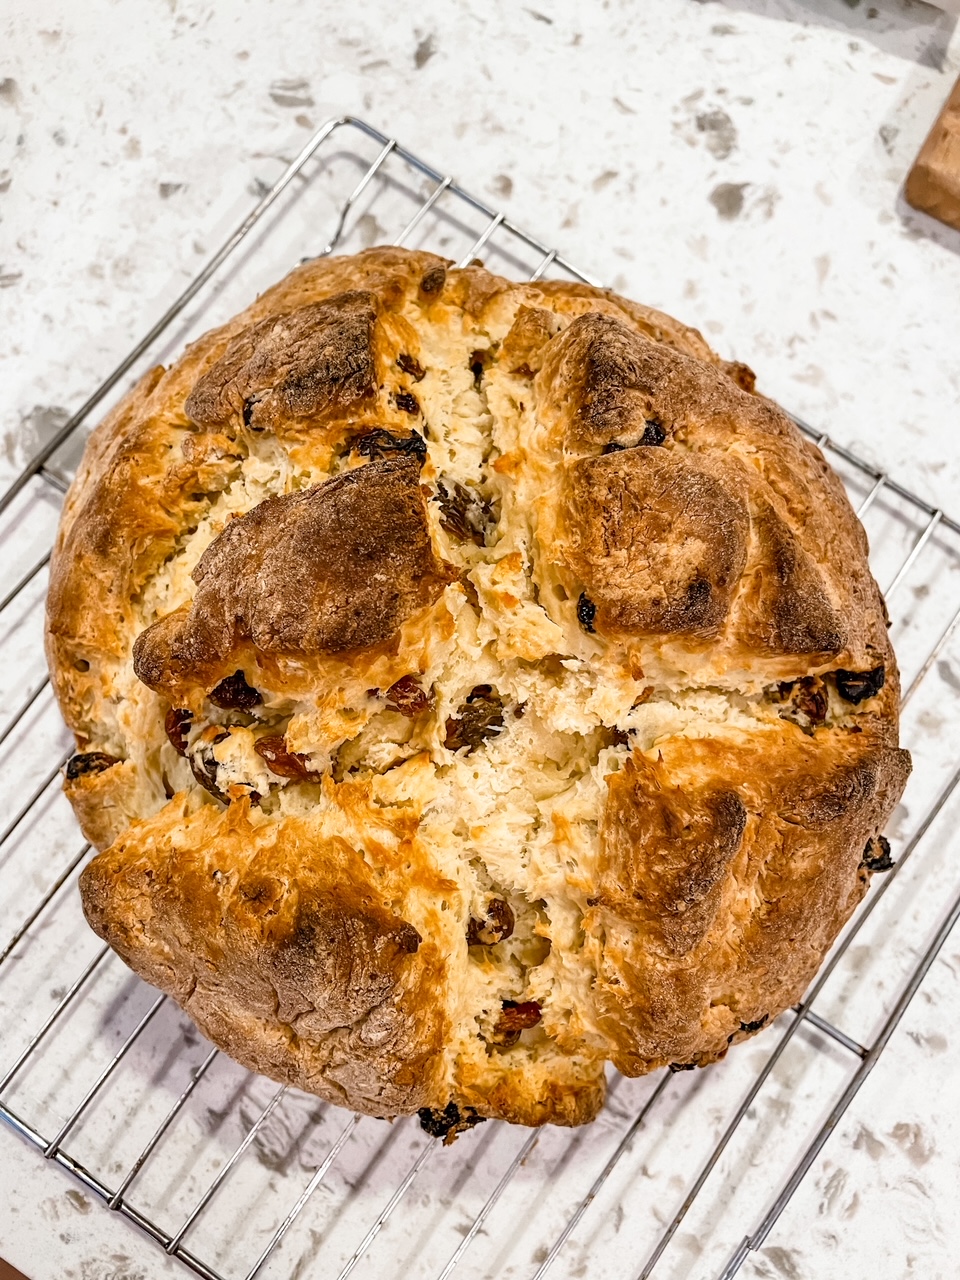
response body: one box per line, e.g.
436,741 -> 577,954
2,116 -> 960,1280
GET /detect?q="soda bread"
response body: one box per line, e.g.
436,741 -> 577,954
45,247 -> 909,1135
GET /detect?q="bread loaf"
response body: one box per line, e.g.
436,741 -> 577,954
46,247 -> 909,1134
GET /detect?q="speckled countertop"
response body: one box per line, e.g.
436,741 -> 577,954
2,2 -> 960,1279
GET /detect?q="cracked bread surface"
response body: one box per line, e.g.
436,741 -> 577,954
47,246 -> 909,1129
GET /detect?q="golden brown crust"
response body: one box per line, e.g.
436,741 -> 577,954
80,796 -> 446,1116
594,731 -> 910,1071
132,457 -> 454,703
47,246 -> 910,1131
536,308 -> 883,680
566,449 -> 750,637
65,758 -> 146,852
184,291 -> 381,434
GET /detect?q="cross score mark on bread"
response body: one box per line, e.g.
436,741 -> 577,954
45,248 -> 909,1132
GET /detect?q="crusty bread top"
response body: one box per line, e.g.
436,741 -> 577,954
46,247 -> 908,1130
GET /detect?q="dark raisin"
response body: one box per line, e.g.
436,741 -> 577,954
608,727 -> 630,747
242,396 -> 265,430
833,666 -> 885,705
577,593 -> 597,634
65,751 -> 120,781
395,391 -> 420,415
398,923 -> 422,954
511,362 -> 535,379
417,1101 -> 485,1143
397,353 -> 426,381
777,676 -> 827,734
669,1062 -> 697,1072
420,265 -> 446,296
467,898 -> 515,946
491,1000 -> 542,1046
739,1015 -> 769,1033
437,478 -> 489,546
254,735 -> 323,781
602,421 -> 664,452
352,428 -> 427,466
208,670 -> 262,711
861,834 -> 894,873
469,349 -> 489,388
444,685 -> 504,752
164,708 -> 194,756
190,730 -> 230,802
794,677 -> 827,724
385,674 -> 433,718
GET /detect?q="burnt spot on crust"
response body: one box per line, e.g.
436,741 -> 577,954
254,735 -> 324,782
833,666 -> 885,705
861,834 -> 894,873
577,592 -> 597,633
208,670 -> 262,711
132,458 -> 454,699
436,478 -> 491,546
184,291 -> 379,433
467,898 -> 515,946
396,353 -> 425,381
351,428 -> 427,467
417,1102 -> 486,1143
385,674 -> 433,718
164,708 -> 194,756
419,265 -> 446,296
66,751 -> 120,780
566,450 -> 749,637
444,685 -> 505,753
742,502 -> 847,657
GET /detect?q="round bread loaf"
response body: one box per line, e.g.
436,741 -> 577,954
47,247 -> 909,1135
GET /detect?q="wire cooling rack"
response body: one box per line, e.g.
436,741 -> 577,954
2,116 -> 960,1280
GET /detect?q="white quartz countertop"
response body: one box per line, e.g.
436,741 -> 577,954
2,2 -> 960,1278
